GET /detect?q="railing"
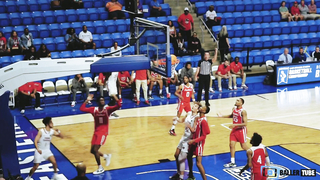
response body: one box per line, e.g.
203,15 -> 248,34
186,0 -> 193,13
198,16 -> 217,42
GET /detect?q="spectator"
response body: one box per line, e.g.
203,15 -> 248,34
79,25 -> 96,50
308,0 -> 319,15
205,5 -> 219,29
71,74 -> 89,107
134,69 -> 150,105
110,42 -> 122,57
188,32 -> 201,55
21,28 -> 34,53
150,0 -> 166,17
7,30 -> 22,55
279,1 -> 293,22
178,7 -> 194,41
218,26 -> 230,62
291,1 -> 304,21
98,73 -> 107,96
148,70 -> 164,99
51,0 -> 61,10
230,57 -> 247,90
71,163 -> 90,180
61,0 -> 84,9
299,0 -> 311,19
175,32 -> 187,56
168,20 -> 177,43
37,44 -> 51,58
312,46 -> 320,61
18,82 -> 43,114
179,62 -> 195,86
278,48 -> 292,64
195,49 -> 218,106
23,46 -> 39,60
137,0 -> 143,14
65,28 -> 80,51
0,31 -> 7,56
215,59 -> 232,92
106,0 -> 126,20
118,71 -> 136,100
294,47 -> 307,62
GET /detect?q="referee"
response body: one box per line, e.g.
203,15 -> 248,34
195,48 -> 217,106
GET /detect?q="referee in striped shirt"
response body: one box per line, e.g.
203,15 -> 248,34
195,48 -> 218,106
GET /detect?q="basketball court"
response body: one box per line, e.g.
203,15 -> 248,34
13,81 -> 320,180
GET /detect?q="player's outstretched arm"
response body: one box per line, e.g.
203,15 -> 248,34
107,99 -> 122,116
217,108 -> 234,118
80,94 -> 95,113
54,129 -> 63,139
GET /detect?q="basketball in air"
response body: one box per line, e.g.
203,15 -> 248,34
171,54 -> 179,65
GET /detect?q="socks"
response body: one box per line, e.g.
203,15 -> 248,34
159,89 -> 162,94
179,174 -> 184,179
99,165 -> 103,170
149,90 -> 152,95
231,157 -> 235,164
176,86 -> 178,90
119,95 -> 121,99
166,87 -> 169,93
171,125 -> 176,130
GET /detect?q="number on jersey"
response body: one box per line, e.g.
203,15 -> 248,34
257,155 -> 262,164
186,92 -> 190,97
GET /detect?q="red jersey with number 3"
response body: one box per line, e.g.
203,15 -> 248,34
80,102 -> 121,133
251,144 -> 266,174
232,106 -> 245,129
181,83 -> 194,103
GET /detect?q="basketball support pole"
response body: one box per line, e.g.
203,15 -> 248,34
0,91 -> 20,178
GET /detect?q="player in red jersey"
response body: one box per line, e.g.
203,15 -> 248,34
218,98 -> 249,168
187,104 -> 210,180
169,75 -> 195,136
239,133 -> 271,180
80,94 -> 121,175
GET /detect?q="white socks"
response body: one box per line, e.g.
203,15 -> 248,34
166,87 -> 169,93
159,89 -> 162,94
119,95 -> 121,99
98,165 -> 103,170
149,90 -> 152,95
231,157 -> 235,164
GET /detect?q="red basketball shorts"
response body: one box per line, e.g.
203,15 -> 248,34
230,127 -> 247,143
91,131 -> 108,145
177,101 -> 191,114
189,143 -> 205,156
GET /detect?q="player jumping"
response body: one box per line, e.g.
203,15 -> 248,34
80,94 -> 121,174
170,103 -> 200,180
187,104 -> 210,180
25,117 -> 63,180
239,133 -> 271,180
169,75 -> 195,136
218,98 -> 249,168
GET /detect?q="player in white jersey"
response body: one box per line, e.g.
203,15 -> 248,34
170,103 -> 200,180
25,117 -> 63,180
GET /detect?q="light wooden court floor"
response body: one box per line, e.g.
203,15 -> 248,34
31,89 -> 320,173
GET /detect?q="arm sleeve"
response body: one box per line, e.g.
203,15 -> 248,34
107,101 -> 121,115
193,120 -> 210,143
80,103 -> 94,113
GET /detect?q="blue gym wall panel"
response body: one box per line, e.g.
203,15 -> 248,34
90,55 -> 151,73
